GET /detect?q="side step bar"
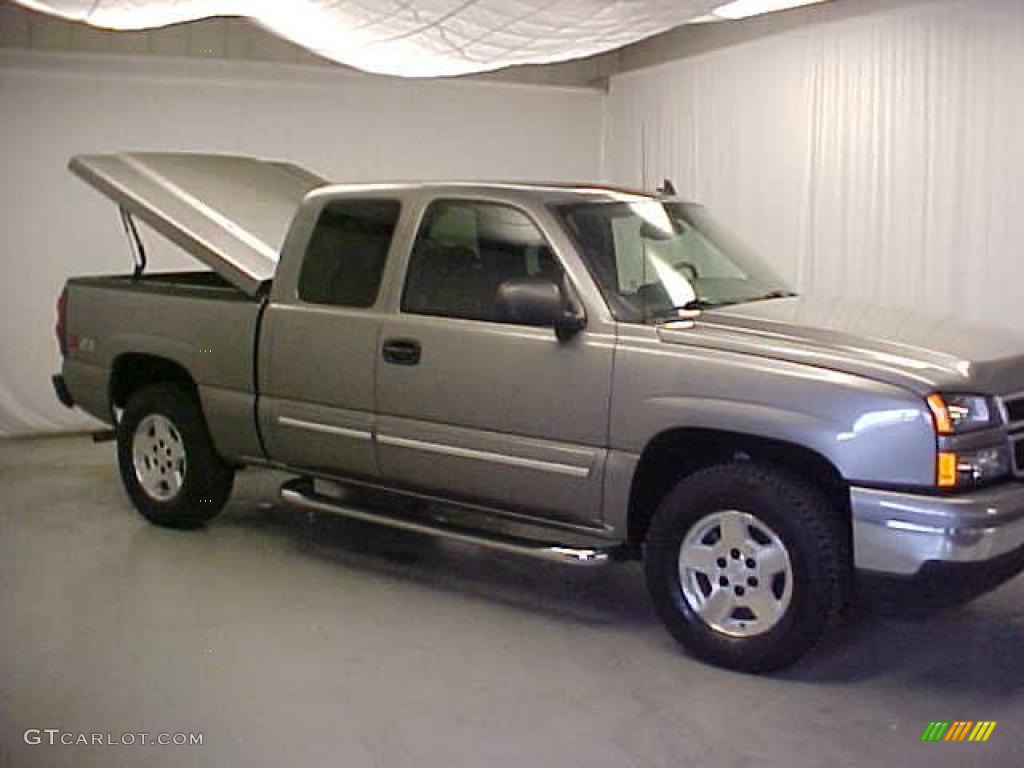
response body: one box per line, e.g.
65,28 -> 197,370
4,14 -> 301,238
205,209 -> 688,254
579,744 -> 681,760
279,478 -> 624,567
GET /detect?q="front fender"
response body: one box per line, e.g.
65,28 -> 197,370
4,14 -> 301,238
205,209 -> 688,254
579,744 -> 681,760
631,394 -> 933,485
610,339 -> 937,487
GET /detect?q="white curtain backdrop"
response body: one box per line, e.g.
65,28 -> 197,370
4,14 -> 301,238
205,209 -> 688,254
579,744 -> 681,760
603,0 -> 1024,332
0,49 -> 603,435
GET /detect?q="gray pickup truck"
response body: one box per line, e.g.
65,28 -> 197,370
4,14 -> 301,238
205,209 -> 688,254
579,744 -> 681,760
54,153 -> 1024,672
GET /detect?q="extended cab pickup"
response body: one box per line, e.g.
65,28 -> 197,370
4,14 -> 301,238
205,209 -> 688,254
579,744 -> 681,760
55,153 -> 1024,672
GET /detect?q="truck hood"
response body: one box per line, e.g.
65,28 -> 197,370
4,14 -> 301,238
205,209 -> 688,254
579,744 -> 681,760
70,153 -> 327,296
658,296 -> 1024,396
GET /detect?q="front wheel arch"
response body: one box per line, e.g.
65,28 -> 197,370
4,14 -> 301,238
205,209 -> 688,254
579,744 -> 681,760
626,428 -> 850,546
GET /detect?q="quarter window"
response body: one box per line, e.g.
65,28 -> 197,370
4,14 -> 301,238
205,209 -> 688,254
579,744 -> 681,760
402,200 -> 562,322
298,199 -> 401,308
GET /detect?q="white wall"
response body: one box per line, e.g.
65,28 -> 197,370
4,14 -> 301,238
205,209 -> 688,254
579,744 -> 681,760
0,50 -> 604,435
603,0 -> 1024,329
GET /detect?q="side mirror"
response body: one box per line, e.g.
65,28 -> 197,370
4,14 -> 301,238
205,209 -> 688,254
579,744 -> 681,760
495,277 -> 586,340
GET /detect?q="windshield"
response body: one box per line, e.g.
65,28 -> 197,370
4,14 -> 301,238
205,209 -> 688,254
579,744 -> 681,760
555,200 -> 794,323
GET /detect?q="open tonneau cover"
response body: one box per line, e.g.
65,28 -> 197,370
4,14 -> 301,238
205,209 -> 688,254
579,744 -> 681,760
69,152 -> 327,296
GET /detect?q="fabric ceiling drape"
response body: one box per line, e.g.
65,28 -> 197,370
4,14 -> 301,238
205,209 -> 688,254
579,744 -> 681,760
13,0 -> 719,77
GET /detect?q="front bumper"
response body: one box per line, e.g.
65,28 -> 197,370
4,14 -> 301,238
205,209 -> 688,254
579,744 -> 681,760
851,482 -> 1024,575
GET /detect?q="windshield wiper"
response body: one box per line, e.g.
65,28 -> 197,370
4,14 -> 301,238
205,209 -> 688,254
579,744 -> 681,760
647,299 -> 730,322
743,290 -> 798,303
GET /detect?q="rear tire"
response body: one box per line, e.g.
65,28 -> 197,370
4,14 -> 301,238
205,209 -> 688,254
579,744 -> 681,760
117,383 -> 234,528
644,462 -> 851,673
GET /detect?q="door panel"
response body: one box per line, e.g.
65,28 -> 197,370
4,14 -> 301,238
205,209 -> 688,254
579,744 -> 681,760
374,198 -> 614,525
375,314 -> 613,524
258,305 -> 380,477
257,196 -> 403,477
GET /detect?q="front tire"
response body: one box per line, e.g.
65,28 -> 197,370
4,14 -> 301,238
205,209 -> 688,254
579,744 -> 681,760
117,383 -> 234,528
644,463 -> 851,673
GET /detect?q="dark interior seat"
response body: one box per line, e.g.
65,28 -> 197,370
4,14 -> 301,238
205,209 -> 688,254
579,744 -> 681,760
302,229 -> 387,307
407,242 -> 501,320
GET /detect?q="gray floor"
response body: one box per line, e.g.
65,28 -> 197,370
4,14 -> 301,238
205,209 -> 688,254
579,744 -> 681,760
0,435 -> 1020,768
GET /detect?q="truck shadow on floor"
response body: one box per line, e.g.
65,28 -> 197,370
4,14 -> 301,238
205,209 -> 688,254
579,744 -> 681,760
214,488 -> 1024,693
785,593 -> 1024,694
220,494 -> 657,630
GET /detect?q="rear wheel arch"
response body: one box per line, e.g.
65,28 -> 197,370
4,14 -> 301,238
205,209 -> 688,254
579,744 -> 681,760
626,428 -> 850,545
110,353 -> 198,410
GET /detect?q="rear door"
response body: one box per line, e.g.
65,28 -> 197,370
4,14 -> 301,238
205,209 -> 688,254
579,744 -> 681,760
257,193 -> 406,477
373,197 -> 614,526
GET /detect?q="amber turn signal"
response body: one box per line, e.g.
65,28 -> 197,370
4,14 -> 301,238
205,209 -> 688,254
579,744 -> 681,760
937,451 -> 958,488
927,394 -> 953,435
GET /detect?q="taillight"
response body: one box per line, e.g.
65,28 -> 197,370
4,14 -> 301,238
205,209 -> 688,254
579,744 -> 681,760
56,288 -> 68,355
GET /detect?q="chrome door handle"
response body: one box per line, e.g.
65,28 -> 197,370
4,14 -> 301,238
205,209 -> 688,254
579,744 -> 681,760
381,338 -> 421,366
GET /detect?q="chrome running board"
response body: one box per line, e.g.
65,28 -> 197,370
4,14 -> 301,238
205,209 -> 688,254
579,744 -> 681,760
279,478 -> 623,567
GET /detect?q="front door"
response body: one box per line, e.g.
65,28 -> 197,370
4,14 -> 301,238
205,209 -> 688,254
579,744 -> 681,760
374,198 -> 613,525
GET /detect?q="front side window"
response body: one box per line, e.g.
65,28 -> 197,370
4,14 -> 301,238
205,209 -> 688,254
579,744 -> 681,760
402,200 -> 563,322
556,200 -> 793,324
298,199 -> 401,308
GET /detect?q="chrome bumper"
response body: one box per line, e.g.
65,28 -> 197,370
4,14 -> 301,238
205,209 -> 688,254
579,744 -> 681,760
851,483 -> 1024,575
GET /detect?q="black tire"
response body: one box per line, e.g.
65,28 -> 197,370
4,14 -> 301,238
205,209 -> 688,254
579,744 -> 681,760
117,383 -> 234,528
644,462 -> 851,673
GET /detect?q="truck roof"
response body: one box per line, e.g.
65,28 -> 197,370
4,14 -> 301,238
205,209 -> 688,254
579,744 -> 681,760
309,180 -> 657,206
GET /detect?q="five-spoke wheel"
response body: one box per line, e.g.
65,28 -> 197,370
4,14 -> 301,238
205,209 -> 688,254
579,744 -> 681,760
678,509 -> 793,638
131,414 -> 187,502
117,383 -> 234,528
645,462 -> 851,672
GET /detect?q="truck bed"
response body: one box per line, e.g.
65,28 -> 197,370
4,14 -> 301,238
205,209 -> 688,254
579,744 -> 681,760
61,270 -> 265,462
70,270 -> 258,298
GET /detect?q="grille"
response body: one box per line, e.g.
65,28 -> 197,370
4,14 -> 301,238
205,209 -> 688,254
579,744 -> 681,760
1005,396 -> 1024,426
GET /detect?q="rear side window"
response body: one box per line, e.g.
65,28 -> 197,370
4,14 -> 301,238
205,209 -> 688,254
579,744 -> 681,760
298,199 -> 401,308
402,200 -> 562,322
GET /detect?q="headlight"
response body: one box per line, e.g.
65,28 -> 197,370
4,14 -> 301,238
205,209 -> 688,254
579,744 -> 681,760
927,393 -> 1009,488
926,393 -> 1001,434
937,445 -> 1012,488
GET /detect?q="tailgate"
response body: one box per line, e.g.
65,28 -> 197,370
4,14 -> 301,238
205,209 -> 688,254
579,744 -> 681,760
69,152 -> 327,296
